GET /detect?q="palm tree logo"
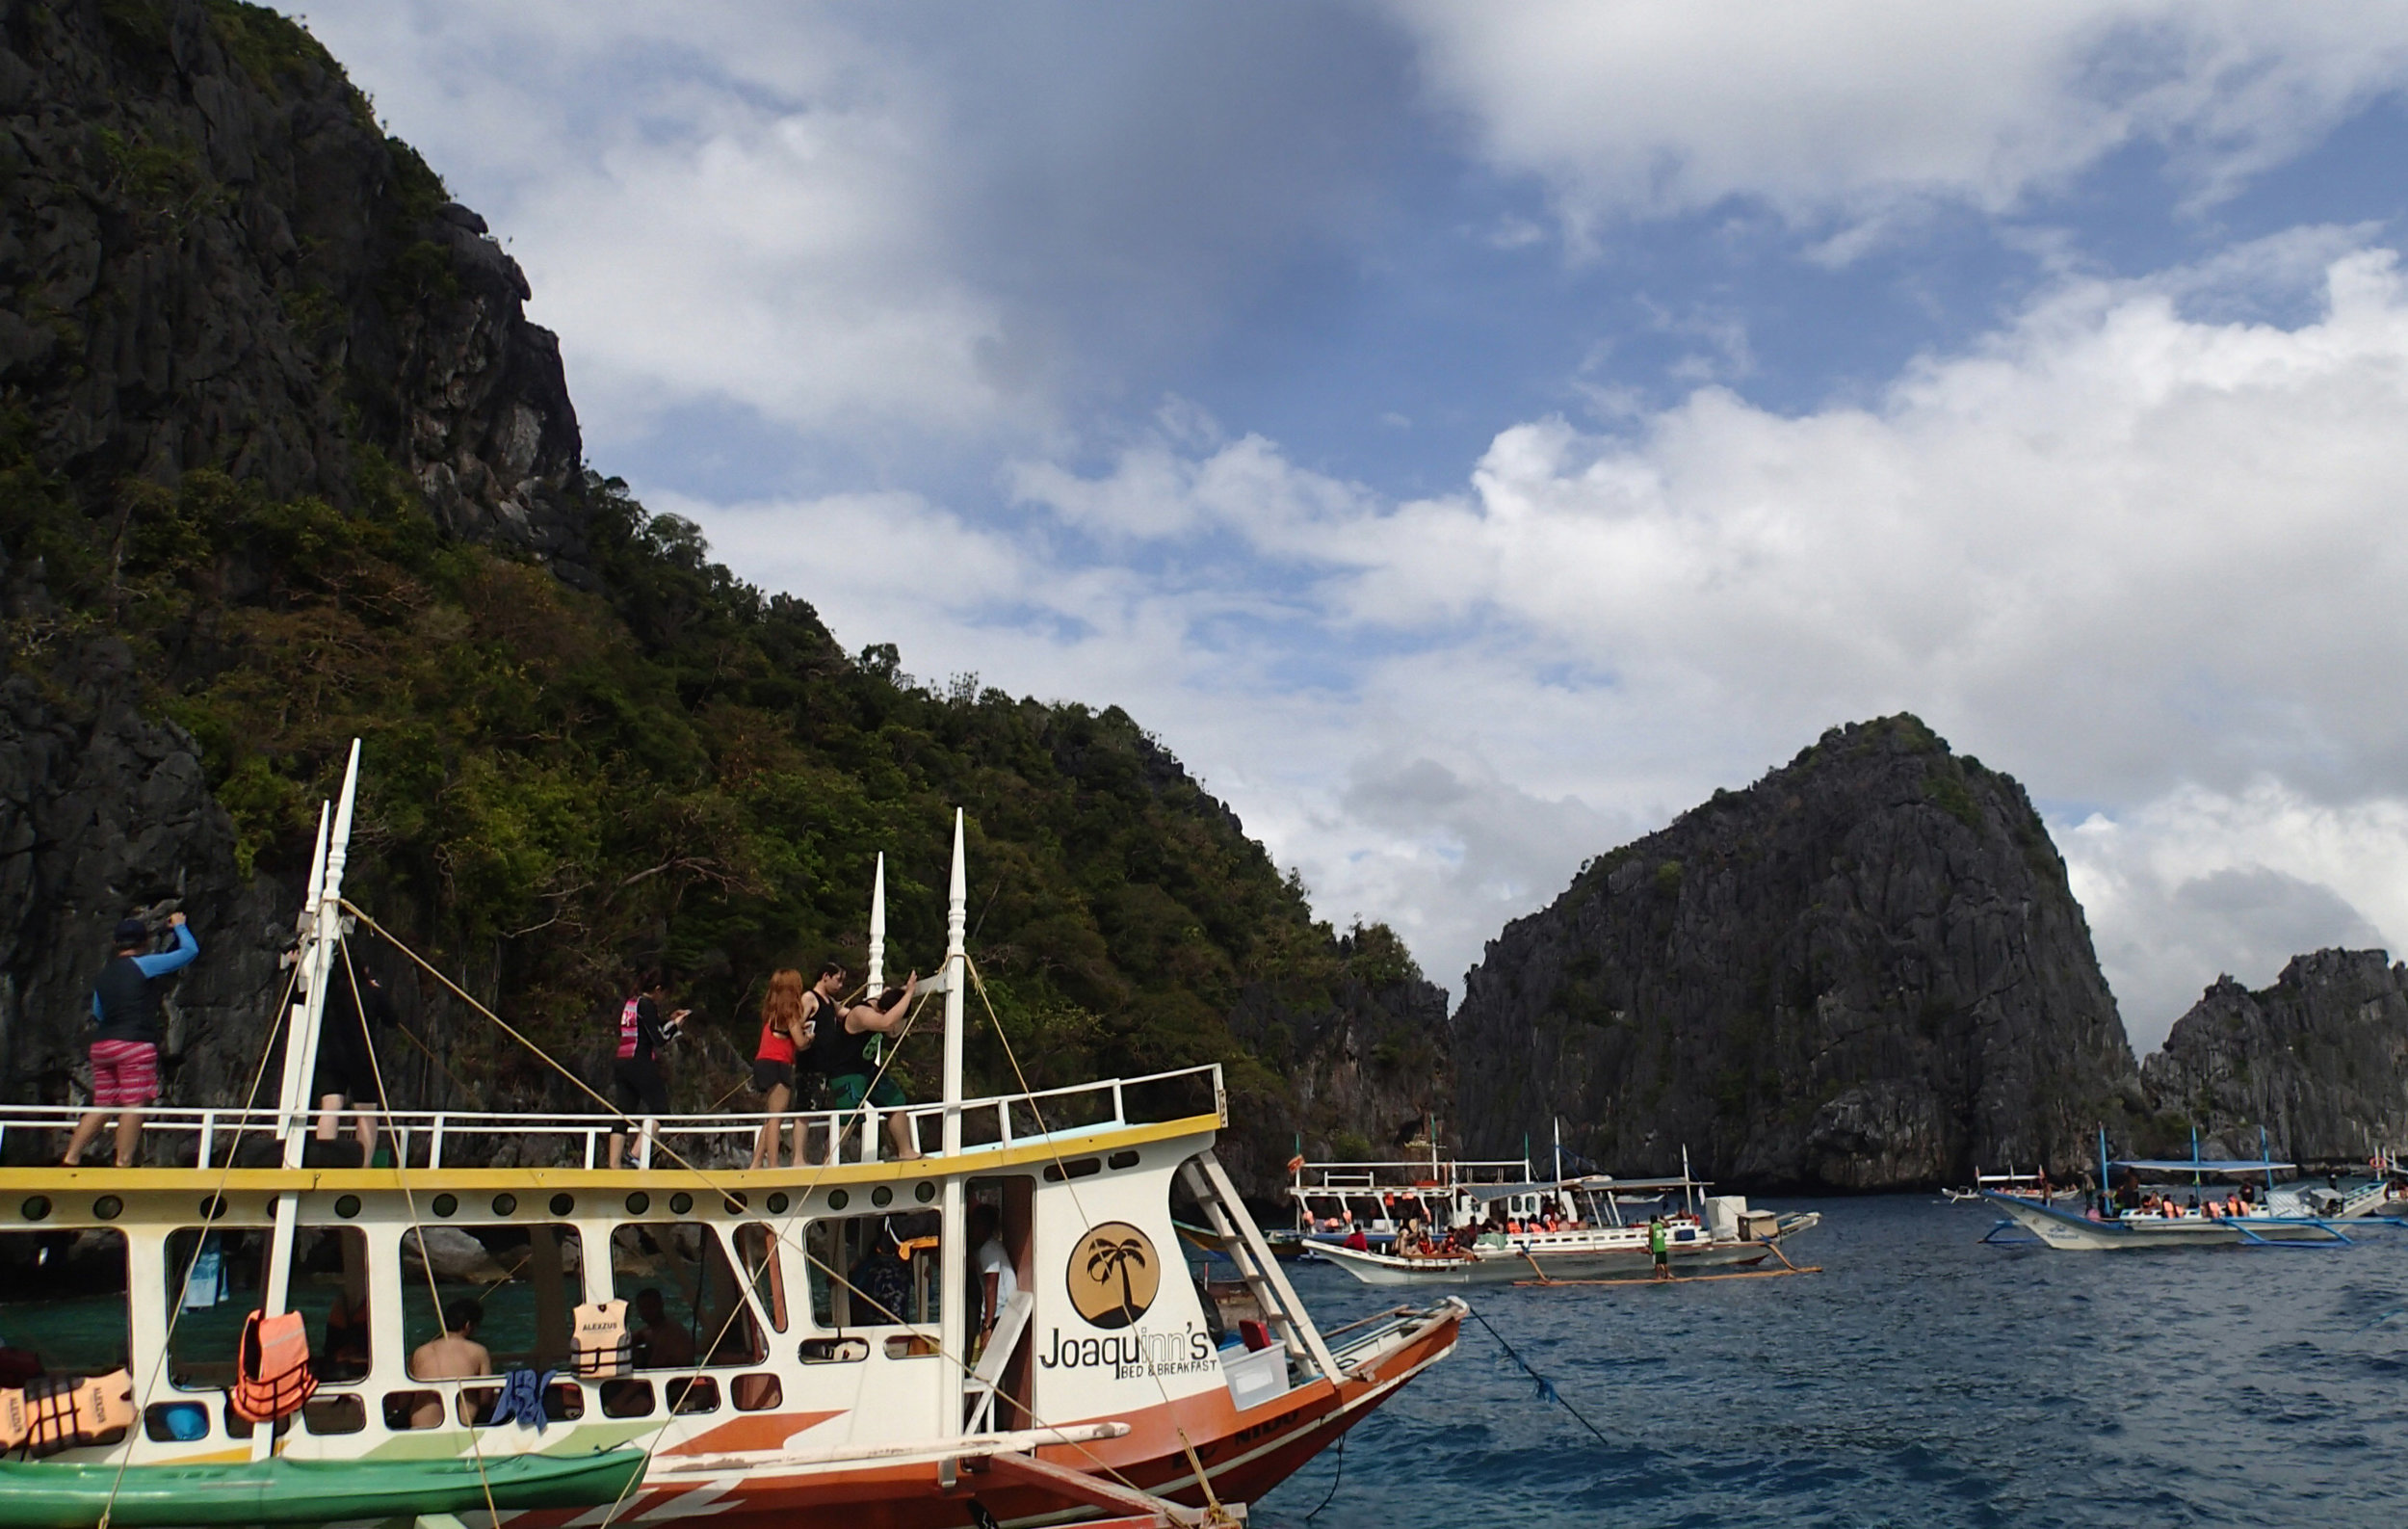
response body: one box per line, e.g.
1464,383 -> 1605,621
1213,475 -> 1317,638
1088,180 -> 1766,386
1068,1222 -> 1159,1330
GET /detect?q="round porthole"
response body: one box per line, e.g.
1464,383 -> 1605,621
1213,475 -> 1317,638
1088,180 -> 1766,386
827,1190 -> 850,1211
669,1192 -> 694,1216
914,1181 -> 935,1204
491,1194 -> 517,1217
333,1195 -> 361,1220
549,1193 -> 574,1218
197,1196 -> 227,1220
625,1192 -> 651,1215
767,1192 -> 789,1215
721,1193 -> 747,1216
870,1186 -> 893,1208
92,1196 -> 123,1221
20,1196 -> 51,1223
432,1193 -> 458,1218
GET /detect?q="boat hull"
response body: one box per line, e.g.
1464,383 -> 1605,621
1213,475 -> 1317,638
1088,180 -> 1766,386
0,1451 -> 647,1529
1317,1222 -> 1817,1287
1986,1195 -> 2345,1250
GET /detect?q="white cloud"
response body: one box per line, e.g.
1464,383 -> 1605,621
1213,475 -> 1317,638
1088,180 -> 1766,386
1387,2 -> 2408,244
2064,786 -> 2404,1050
305,2 -> 1016,441
770,243 -> 2408,1007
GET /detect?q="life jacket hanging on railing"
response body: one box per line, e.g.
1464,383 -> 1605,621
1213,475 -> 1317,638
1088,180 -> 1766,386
572,1300 -> 632,1379
231,1310 -> 318,1423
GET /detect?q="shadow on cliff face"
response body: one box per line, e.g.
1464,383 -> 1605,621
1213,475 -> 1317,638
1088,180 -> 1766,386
1450,714 -> 2142,1194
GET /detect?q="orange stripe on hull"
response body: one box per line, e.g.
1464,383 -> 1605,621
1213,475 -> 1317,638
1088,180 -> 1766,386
543,1313 -> 1461,1529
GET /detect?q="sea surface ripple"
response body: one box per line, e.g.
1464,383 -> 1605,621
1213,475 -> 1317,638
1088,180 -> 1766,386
1256,1195 -> 2408,1527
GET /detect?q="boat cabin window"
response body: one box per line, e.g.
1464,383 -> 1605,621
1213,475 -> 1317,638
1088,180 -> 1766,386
288,1227 -> 374,1382
733,1224 -> 789,1333
0,1228 -> 128,1382
607,1224 -> 766,1368
163,1227 -> 266,1390
805,1211 -> 940,1329
400,1226 -> 583,1376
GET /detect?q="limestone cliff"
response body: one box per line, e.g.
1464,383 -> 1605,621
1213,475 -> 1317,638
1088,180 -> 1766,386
1451,715 -> 2139,1191
0,0 -> 582,1119
2141,950 -> 2408,1163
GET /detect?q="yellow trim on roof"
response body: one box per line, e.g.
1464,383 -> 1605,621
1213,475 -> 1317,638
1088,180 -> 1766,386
0,1112 -> 1217,1197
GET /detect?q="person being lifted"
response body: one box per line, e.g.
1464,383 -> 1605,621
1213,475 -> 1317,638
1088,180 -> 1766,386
64,910 -> 199,1168
810,966 -> 920,1162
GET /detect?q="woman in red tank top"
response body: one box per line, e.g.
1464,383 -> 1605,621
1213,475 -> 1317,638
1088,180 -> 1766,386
747,969 -> 808,1169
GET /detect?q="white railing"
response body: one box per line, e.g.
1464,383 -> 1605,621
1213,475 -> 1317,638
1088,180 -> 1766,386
1288,1156 -> 1534,1198
0,1064 -> 1225,1173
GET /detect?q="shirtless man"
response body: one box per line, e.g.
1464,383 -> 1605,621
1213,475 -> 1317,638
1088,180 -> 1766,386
407,1298 -> 491,1428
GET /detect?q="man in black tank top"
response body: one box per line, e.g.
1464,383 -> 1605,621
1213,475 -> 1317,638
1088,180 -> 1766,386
811,966 -> 921,1162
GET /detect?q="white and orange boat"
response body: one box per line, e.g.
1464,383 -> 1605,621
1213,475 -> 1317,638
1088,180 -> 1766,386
0,743 -> 1463,1527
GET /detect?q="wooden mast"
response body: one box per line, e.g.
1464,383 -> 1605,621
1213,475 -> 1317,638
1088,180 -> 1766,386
253,737 -> 361,1460
939,810 -> 968,1450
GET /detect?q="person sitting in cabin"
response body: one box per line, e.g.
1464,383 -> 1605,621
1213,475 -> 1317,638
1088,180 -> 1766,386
630,1287 -> 696,1370
812,971 -> 921,1162
2227,1193 -> 2244,1217
312,962 -> 397,1169
63,911 -> 199,1168
407,1299 -> 491,1428
606,971 -> 688,1171
847,1221 -> 914,1326
322,1288 -> 371,1382
748,969 -> 811,1171
1343,1226 -> 1371,1252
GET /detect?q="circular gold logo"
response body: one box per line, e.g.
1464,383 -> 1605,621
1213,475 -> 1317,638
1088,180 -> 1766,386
1066,1222 -> 1160,1330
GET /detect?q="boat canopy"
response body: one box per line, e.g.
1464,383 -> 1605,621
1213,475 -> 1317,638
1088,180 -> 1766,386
2111,1158 -> 2295,1174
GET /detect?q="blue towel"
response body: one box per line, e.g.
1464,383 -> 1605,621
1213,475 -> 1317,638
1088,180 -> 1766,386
488,1367 -> 562,1433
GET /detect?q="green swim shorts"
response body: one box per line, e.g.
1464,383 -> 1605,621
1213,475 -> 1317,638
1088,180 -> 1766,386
829,1072 -> 905,1110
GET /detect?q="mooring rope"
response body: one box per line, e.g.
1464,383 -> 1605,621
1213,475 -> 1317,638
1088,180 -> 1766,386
1463,1304 -> 1613,1447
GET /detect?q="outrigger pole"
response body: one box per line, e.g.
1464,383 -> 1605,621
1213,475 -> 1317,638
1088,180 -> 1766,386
255,736 -> 362,1462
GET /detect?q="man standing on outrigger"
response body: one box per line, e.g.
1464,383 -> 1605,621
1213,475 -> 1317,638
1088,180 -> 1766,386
64,910 -> 198,1168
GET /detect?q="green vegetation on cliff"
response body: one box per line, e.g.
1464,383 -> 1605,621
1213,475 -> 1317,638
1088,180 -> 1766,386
5,438 -> 1400,1121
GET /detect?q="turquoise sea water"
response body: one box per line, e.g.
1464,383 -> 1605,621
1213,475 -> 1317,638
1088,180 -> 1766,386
1257,1195 -> 2408,1528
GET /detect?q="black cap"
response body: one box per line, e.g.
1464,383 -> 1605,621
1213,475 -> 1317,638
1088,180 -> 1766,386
114,917 -> 147,945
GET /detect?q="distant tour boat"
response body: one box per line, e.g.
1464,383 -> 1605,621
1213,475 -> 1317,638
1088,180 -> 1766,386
1286,1146 -> 1818,1287
1983,1128 -> 2351,1251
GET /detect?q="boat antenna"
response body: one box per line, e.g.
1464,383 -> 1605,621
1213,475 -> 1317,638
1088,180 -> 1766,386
2261,1124 -> 2276,1198
2098,1124 -> 2110,1202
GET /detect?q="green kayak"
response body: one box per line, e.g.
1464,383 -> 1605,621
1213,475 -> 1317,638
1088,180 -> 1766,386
0,1449 -> 648,1528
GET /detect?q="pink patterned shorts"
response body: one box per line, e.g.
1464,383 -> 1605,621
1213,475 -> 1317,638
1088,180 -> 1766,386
90,1040 -> 160,1109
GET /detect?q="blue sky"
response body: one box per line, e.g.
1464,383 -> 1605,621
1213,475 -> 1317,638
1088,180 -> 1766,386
306,1 -> 2408,1049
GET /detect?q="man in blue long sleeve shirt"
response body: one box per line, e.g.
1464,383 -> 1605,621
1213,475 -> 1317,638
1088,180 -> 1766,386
64,911 -> 198,1167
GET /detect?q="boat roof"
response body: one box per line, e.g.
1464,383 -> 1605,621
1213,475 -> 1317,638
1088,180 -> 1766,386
2112,1158 -> 2294,1174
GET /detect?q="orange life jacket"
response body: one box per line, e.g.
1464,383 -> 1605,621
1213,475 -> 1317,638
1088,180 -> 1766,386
231,1310 -> 318,1423
573,1300 -> 633,1379
13,1369 -> 130,1455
